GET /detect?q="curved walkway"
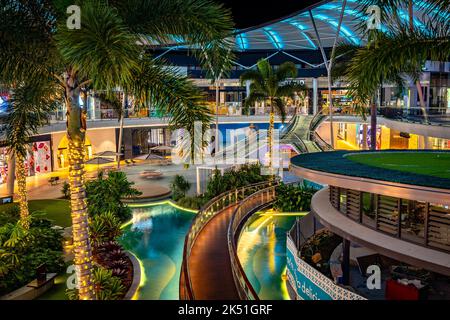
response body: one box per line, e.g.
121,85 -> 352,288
188,205 -> 240,300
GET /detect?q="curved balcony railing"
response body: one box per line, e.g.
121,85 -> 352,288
179,180 -> 275,300
227,185 -> 278,300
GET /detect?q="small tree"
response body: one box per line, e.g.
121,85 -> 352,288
170,175 -> 191,201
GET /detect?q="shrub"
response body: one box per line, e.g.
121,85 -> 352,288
0,205 -> 19,225
170,175 -> 191,201
89,212 -> 123,247
66,266 -> 126,300
204,164 -> 267,199
86,171 -> 141,222
273,182 -> 317,212
0,220 -> 64,295
176,196 -> 206,210
61,181 -> 70,199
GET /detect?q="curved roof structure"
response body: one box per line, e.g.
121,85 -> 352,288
233,0 -> 439,51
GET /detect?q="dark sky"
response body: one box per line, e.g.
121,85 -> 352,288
221,0 -> 321,29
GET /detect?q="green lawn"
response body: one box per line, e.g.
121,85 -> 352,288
0,199 -> 71,227
347,152 -> 450,179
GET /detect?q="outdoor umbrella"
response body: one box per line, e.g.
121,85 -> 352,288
94,150 -> 123,157
86,156 -> 114,171
134,153 -> 165,160
150,145 -> 172,152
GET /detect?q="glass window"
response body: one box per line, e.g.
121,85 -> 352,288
400,200 -> 426,244
361,192 -> 376,228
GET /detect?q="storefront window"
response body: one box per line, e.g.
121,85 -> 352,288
400,200 -> 426,244
362,192 -> 376,228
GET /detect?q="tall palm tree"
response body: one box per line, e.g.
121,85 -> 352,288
5,81 -> 59,229
1,0 -> 233,299
240,59 -> 306,170
335,0 -> 449,149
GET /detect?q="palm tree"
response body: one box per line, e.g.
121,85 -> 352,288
1,0 -> 233,299
335,0 -> 449,149
240,59 -> 306,171
5,81 -> 59,229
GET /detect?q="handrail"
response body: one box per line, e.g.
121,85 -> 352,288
280,114 -> 299,138
179,180 -> 275,300
227,184 -> 279,300
311,131 -> 333,151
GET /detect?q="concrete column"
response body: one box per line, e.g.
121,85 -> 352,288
313,78 -> 318,115
245,80 -> 251,97
123,128 -> 133,159
342,239 -> 351,286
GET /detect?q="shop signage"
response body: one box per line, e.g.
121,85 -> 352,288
286,237 -> 366,300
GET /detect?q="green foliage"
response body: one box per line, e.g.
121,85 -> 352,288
0,219 -> 64,295
86,171 -> 141,222
176,196 -> 207,210
0,205 -> 19,225
61,181 -> 70,199
66,266 -> 126,300
240,59 -> 307,120
273,182 -> 316,212
204,164 -> 267,199
89,212 -> 123,247
170,175 -> 191,201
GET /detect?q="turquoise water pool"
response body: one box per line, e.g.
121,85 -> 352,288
237,213 -> 299,300
119,203 -> 195,300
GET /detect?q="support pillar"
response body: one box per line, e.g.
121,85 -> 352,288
342,239 -> 350,286
313,78 -> 318,115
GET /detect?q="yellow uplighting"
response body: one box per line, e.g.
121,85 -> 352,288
128,251 -> 146,300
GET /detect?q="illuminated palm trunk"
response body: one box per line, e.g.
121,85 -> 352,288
65,72 -> 96,300
268,99 -> 275,174
16,153 -> 29,229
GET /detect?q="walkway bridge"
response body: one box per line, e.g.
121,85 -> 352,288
179,181 -> 278,300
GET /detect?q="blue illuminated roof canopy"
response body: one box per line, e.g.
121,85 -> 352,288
232,0 -> 437,51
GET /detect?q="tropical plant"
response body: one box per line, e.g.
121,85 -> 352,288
204,164 -> 267,199
176,195 -> 206,210
0,218 -> 64,295
334,0 -> 450,149
61,181 -> 70,199
1,0 -> 234,299
274,182 -> 317,212
67,266 -> 126,300
89,212 -> 123,247
240,60 -> 306,170
86,171 -> 141,222
170,174 -> 191,201
4,81 -> 60,229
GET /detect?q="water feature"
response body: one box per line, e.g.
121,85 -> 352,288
120,202 -> 195,300
237,213 -> 300,300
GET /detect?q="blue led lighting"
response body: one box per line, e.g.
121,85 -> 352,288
263,27 -> 284,49
286,20 -> 317,49
236,33 -> 249,50
313,13 -> 360,45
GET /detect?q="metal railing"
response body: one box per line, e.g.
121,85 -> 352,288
179,180 -> 275,300
311,131 -> 333,151
227,184 -> 278,300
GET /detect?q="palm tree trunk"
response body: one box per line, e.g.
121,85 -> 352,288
117,92 -> 126,169
408,0 -> 428,123
6,153 -> 15,197
16,153 -> 29,229
65,71 -> 96,300
268,98 -> 274,175
370,101 -> 377,150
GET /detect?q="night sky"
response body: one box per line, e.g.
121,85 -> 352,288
221,0 -> 321,29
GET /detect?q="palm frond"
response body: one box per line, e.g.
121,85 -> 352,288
55,0 -> 140,91
275,61 -> 297,82
273,98 -> 287,123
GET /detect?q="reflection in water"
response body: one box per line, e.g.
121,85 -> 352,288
238,214 -> 299,300
120,204 -> 195,300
